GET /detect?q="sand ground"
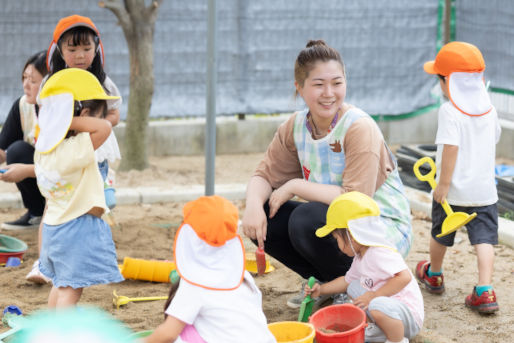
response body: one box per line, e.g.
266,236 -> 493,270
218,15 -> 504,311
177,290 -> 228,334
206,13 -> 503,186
0,153 -> 513,342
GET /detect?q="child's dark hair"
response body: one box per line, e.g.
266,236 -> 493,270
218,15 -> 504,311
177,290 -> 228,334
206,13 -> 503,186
73,99 -> 108,118
332,228 -> 350,244
163,279 -> 181,319
51,26 -> 106,84
294,40 -> 345,96
437,74 -> 446,82
22,50 -> 48,81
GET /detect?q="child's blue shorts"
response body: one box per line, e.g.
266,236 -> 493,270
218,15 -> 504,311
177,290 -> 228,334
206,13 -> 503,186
39,214 -> 124,289
431,200 -> 498,247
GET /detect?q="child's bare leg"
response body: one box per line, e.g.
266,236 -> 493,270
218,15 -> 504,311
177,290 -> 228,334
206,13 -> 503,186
48,286 -> 59,308
474,243 -> 494,285
51,287 -> 83,308
429,237 -> 447,272
370,310 -> 404,342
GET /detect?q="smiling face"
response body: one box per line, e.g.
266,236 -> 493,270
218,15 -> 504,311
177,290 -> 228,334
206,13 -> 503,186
22,64 -> 44,105
59,33 -> 96,70
296,60 -> 346,121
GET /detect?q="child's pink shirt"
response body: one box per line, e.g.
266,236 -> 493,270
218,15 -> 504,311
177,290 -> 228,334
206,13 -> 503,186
345,246 -> 424,328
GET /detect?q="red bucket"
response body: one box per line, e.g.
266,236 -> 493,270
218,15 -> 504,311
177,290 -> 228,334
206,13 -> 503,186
309,304 -> 367,343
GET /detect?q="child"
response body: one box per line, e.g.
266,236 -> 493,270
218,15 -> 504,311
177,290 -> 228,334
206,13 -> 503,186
34,68 -> 124,307
145,195 -> 276,343
27,14 -> 123,283
305,192 -> 423,343
416,41 -> 501,313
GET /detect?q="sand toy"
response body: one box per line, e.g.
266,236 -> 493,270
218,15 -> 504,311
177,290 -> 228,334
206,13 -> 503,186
119,257 -> 176,283
255,247 -> 267,276
413,157 -> 477,237
309,304 -> 367,343
245,252 -> 275,274
267,321 -> 315,343
0,235 -> 27,265
112,290 -> 168,309
298,277 -> 316,322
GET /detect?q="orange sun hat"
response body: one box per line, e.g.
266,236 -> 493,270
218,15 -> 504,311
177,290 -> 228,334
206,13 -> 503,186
173,195 -> 245,291
423,41 -> 485,76
46,14 -> 105,71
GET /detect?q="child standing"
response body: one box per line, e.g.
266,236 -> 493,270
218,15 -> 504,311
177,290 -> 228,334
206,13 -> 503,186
145,195 -> 276,343
27,14 -> 123,283
305,192 -> 423,343
34,68 -> 124,307
416,41 -> 501,313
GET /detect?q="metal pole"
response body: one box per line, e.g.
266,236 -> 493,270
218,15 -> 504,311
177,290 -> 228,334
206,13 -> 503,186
205,0 -> 217,195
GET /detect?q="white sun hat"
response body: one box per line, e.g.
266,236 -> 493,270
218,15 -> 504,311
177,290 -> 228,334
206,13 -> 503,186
173,195 -> 245,290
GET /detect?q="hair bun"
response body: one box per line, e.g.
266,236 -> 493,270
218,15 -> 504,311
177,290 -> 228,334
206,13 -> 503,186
306,39 -> 327,48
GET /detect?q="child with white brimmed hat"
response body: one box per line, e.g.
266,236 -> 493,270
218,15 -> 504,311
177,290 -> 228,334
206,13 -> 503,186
416,41 -> 501,314
34,68 -> 124,307
305,192 -> 423,343
145,195 -> 276,343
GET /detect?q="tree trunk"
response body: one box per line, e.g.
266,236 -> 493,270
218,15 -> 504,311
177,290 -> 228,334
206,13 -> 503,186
120,21 -> 154,170
100,0 -> 161,171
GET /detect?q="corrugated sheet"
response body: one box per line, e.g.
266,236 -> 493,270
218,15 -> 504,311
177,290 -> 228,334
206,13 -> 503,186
0,0 -> 439,122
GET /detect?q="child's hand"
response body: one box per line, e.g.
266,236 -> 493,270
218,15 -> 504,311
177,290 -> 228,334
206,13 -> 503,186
304,282 -> 321,298
433,182 -> 449,204
352,291 -> 375,311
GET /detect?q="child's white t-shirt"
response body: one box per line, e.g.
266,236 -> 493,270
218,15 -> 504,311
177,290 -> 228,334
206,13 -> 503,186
435,101 -> 501,206
166,271 -> 276,343
345,247 -> 424,329
34,133 -> 107,225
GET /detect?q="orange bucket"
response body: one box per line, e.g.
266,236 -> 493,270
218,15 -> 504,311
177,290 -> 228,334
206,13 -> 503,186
309,304 -> 367,343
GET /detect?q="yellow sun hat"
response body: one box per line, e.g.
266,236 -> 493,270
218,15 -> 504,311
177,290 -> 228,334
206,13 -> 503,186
35,68 -> 119,154
316,192 -> 397,251
315,192 -> 380,237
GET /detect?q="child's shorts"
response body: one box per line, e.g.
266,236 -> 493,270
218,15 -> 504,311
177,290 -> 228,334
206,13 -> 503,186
431,200 -> 498,247
39,214 -> 124,289
347,280 -> 421,341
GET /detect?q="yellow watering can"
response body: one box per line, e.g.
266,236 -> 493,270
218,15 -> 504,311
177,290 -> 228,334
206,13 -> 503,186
413,157 -> 476,237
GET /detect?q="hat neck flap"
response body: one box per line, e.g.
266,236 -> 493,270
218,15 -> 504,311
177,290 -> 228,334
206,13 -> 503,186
448,72 -> 492,116
174,224 -> 245,291
347,216 -> 396,252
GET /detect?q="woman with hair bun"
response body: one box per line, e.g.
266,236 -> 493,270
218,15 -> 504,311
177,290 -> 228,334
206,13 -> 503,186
242,40 -> 412,309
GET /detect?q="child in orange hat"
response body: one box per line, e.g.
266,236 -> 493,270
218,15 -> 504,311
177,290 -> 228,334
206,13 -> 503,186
416,41 -> 501,313
145,195 -> 276,343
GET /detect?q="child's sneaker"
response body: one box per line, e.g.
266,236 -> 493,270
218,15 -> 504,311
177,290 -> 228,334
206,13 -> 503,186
465,286 -> 499,314
415,260 -> 445,294
26,260 -> 51,284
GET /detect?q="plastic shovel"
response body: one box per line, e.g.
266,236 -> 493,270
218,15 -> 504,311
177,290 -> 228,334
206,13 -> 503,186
255,247 -> 266,276
413,157 -> 477,237
113,290 -> 168,309
298,277 -> 316,322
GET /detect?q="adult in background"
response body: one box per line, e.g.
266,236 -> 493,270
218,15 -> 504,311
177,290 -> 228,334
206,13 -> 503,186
241,40 -> 412,308
0,51 -> 47,230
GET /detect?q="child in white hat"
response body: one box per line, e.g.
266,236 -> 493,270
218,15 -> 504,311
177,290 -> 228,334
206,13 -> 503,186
305,192 -> 423,343
145,195 -> 276,343
35,68 -> 124,307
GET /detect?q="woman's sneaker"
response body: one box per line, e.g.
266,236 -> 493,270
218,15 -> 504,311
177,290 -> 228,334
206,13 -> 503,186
465,286 -> 499,314
415,260 -> 445,294
286,278 -> 330,309
26,260 -> 51,284
1,211 -> 41,230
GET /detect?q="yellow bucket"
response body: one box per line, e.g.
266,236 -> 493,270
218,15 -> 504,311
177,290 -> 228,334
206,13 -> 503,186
268,321 -> 315,343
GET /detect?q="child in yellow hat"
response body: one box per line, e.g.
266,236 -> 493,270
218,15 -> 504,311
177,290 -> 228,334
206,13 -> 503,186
305,192 -> 423,343
145,195 -> 276,343
416,41 -> 501,313
34,68 -> 124,307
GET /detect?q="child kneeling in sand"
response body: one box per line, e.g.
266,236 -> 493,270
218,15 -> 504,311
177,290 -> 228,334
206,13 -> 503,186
145,195 -> 276,343
305,192 -> 424,343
